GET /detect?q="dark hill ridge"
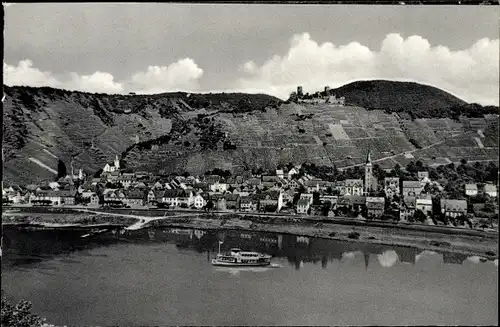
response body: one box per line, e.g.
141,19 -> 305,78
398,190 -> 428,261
324,80 -> 499,119
2,82 -> 499,185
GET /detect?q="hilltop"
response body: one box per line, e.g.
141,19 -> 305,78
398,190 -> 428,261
321,80 -> 499,119
2,82 -> 499,185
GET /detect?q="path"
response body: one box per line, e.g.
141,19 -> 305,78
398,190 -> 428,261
75,208 -> 232,231
339,130 -> 478,170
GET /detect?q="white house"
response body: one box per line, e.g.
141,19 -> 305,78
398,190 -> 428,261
210,181 -> 228,193
193,193 -> 206,209
384,177 -> 400,199
416,198 -> 433,216
276,169 -> 284,179
465,184 -> 478,196
338,179 -> 363,196
287,168 -> 299,179
484,184 -> 498,197
103,155 -> 120,173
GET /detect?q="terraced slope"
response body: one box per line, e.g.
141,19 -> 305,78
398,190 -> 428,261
3,84 -> 498,184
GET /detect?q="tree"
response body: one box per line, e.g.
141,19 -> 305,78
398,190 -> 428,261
1,291 -> 45,327
56,159 -> 67,180
93,169 -> 103,178
321,202 -> 331,216
205,200 -> 214,211
413,209 -> 427,223
312,192 -> 321,205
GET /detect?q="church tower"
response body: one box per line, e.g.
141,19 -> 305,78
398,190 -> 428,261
114,155 -> 120,170
364,149 -> 373,194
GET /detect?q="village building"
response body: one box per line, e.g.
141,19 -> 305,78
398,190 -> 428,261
276,169 -> 284,179
416,198 -> 433,216
123,189 -> 145,206
400,196 -> 416,221
257,190 -> 283,212
384,177 -> 400,199
299,193 -> 314,205
103,155 -> 120,173
440,199 -> 467,218
465,183 -> 479,197
193,193 -> 206,209
296,198 -> 311,215
483,183 -> 498,197
366,197 -> 385,219
338,179 -> 364,196
402,181 -> 423,197
224,193 -> 241,210
30,190 -> 76,206
240,196 -> 258,212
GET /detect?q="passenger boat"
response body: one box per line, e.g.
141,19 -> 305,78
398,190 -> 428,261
211,243 -> 272,267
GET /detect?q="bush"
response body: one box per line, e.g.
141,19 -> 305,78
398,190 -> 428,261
1,291 -> 45,327
347,231 -> 360,239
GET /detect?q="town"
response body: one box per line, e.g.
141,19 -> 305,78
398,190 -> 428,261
3,148 -> 498,231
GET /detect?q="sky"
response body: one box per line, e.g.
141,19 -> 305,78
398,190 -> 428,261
3,3 -> 499,105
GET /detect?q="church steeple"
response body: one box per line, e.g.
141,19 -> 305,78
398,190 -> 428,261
364,149 -> 373,194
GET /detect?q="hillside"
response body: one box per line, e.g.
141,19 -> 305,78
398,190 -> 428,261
325,80 -> 500,119
2,83 -> 499,185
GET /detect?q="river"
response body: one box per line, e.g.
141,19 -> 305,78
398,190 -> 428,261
1,226 -> 498,326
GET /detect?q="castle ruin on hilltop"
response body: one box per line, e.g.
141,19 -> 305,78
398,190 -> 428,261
289,86 -> 345,106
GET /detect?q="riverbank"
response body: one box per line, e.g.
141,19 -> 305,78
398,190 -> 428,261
2,208 -> 498,259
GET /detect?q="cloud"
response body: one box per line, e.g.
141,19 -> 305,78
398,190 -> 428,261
127,58 -> 203,94
4,58 -> 204,95
238,33 -> 499,105
3,60 -> 61,88
67,72 -> 124,94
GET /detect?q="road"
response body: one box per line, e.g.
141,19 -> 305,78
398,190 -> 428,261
338,130 -> 479,170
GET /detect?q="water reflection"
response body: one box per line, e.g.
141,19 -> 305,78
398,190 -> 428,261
1,226 -> 497,270
377,250 -> 399,268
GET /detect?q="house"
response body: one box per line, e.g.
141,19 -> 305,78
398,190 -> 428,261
240,196 -> 257,212
30,190 -> 76,206
345,195 -> 366,212
384,177 -> 400,199
224,194 -> 241,210
416,198 -> 433,216
287,168 -> 299,179
319,195 -> 337,204
210,180 -> 228,193
193,193 -> 206,209
288,179 -> 300,190
282,189 -> 295,204
117,175 -> 134,188
257,191 -> 283,212
402,181 -> 423,197
103,155 -> 120,173
338,179 -> 363,196
299,193 -> 314,205
208,193 -> 226,211
440,199 -> 467,218
48,182 -> 60,190
483,184 -> 498,197
102,188 -> 119,202
296,198 -> 311,215
91,178 -> 102,186
304,179 -> 329,192
106,171 -> 120,183
85,193 -> 98,205
123,189 -> 145,206
400,196 -> 416,221
246,178 -> 262,188
417,171 -> 429,180
160,189 -> 190,207
276,169 -> 284,179
366,197 -> 385,219
464,184 -> 478,196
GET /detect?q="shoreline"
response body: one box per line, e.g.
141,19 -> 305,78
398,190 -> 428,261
2,208 -> 498,259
